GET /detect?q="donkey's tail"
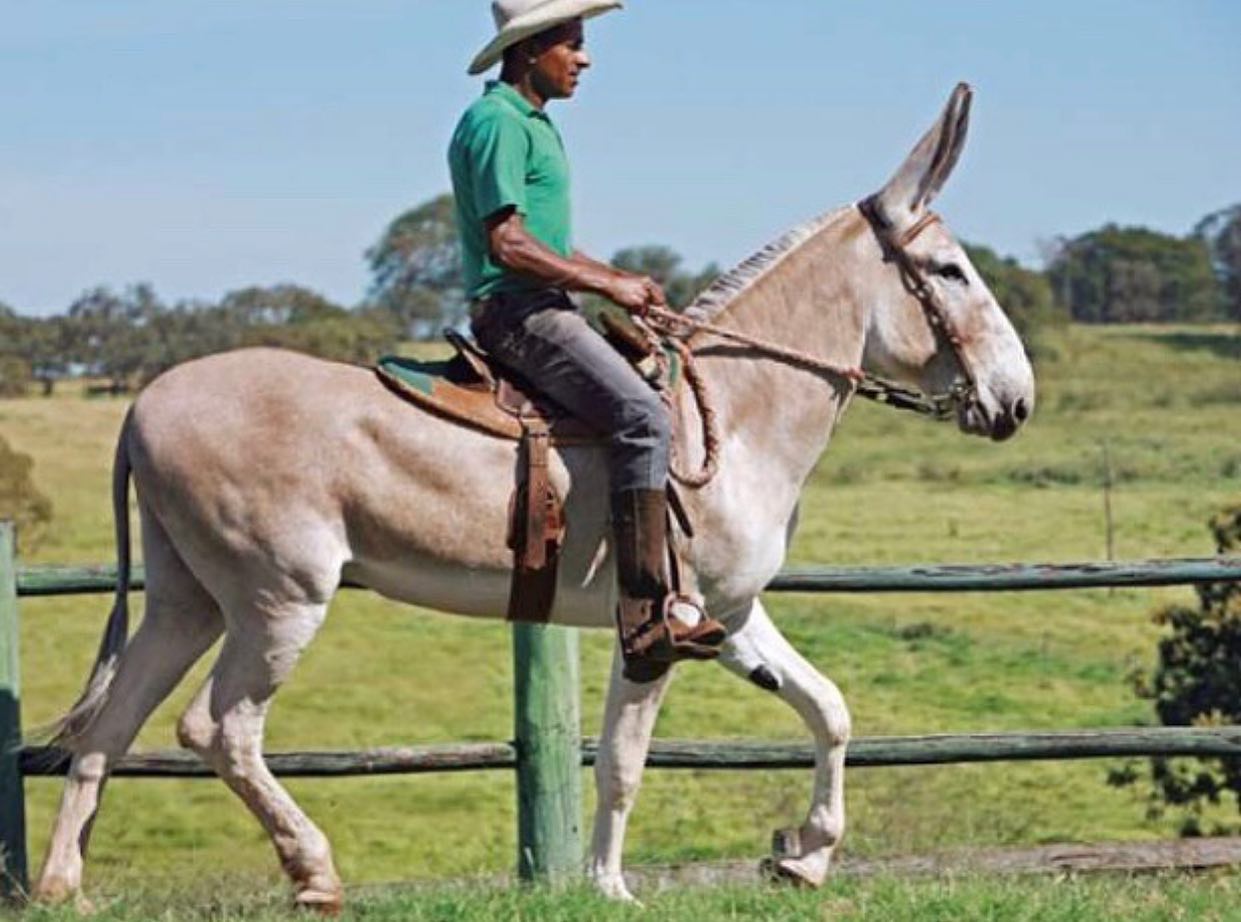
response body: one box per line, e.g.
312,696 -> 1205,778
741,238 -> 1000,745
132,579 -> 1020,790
40,409 -> 135,751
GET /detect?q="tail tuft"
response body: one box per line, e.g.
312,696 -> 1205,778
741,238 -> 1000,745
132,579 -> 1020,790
35,644 -> 122,751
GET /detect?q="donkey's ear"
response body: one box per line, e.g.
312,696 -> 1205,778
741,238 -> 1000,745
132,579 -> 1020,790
873,83 -> 973,221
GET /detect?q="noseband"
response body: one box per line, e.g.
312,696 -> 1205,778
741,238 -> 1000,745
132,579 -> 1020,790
858,197 -> 979,411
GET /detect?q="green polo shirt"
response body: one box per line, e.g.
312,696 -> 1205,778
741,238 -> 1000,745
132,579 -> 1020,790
448,81 -> 573,300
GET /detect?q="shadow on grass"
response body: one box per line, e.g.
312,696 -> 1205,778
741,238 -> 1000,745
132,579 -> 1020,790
1125,330 -> 1241,361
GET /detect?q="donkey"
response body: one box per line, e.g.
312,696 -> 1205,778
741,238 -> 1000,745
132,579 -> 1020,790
34,84 -> 1034,909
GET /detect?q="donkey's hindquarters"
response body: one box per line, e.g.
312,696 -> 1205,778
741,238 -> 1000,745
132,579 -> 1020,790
35,416 -> 230,905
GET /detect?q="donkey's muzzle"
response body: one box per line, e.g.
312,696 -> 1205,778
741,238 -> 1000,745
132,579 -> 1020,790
989,396 -> 1032,442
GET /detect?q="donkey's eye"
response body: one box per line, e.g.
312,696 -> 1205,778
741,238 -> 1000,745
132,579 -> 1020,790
935,263 -> 968,284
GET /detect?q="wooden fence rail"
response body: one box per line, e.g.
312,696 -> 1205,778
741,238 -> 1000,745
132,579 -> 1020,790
3,518 -> 1239,899
17,557 -> 1241,598
17,726 -> 1241,778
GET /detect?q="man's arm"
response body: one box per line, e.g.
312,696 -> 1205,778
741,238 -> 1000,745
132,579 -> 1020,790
570,250 -> 668,310
487,209 -> 663,314
569,248 -> 615,276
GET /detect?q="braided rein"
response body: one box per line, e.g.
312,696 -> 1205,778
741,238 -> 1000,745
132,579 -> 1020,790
631,200 -> 981,487
638,297 -> 958,489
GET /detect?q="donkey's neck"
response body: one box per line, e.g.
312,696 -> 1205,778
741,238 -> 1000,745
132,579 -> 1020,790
677,207 -> 870,593
687,207 -> 868,495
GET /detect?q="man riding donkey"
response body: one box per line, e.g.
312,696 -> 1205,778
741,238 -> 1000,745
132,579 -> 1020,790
451,0 -> 726,681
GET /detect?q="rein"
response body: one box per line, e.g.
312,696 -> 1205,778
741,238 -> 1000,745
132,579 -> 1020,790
643,307 -> 867,386
636,201 -> 972,488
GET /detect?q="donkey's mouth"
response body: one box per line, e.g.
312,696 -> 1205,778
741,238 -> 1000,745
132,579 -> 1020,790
956,400 -> 993,439
958,397 -> 1023,442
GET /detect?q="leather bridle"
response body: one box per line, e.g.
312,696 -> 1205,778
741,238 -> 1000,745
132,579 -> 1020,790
638,199 -> 986,488
858,196 -> 979,412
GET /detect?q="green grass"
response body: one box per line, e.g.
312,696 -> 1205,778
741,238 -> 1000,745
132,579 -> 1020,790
8,873 -> 1241,921
2,323 -> 1239,894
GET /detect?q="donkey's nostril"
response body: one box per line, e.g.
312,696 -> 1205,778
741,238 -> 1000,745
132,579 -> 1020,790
1012,398 -> 1030,424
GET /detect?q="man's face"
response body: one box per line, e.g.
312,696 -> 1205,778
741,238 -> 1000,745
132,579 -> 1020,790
529,19 -> 590,100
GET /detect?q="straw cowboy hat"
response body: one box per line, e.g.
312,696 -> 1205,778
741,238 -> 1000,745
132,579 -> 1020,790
468,0 -> 623,75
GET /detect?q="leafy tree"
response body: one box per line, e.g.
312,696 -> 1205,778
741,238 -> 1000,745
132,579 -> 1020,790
57,283 -> 401,391
366,194 -> 465,338
1046,226 -> 1223,324
964,244 -> 1065,351
219,284 -> 344,328
1194,205 -> 1241,321
0,356 -> 30,398
219,284 -> 400,366
24,317 -> 73,395
66,284 -> 164,392
0,301 -> 18,340
120,298 -> 243,386
0,434 -> 53,552
1109,506 -> 1241,835
0,304 -> 32,397
0,306 -> 65,396
239,311 -> 399,365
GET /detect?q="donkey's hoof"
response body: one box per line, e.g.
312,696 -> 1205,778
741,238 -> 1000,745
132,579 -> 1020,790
32,877 -> 84,909
294,887 -> 343,916
31,887 -> 64,906
591,872 -> 641,904
761,855 -> 823,889
74,894 -> 99,916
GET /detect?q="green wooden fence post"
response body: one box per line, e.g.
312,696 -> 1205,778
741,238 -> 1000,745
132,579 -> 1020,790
512,622 -> 582,882
0,523 -> 29,900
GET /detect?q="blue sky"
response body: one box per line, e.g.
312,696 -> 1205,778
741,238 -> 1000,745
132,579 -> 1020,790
2,0 -> 1238,316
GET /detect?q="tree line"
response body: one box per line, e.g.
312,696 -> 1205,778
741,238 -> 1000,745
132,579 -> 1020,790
1046,204 -> 1239,324
1,195 -> 1236,397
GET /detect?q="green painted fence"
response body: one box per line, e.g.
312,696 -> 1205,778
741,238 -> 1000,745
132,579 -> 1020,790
0,525 -> 27,901
2,517 -> 1239,899
17,556 -> 1241,597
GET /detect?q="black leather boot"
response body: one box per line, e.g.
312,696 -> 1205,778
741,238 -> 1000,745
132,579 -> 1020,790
612,489 -> 727,683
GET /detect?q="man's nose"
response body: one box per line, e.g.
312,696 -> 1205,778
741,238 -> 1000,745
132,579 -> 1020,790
577,51 -> 591,69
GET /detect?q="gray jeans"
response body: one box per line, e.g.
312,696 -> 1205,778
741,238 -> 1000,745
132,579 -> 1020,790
471,289 -> 670,493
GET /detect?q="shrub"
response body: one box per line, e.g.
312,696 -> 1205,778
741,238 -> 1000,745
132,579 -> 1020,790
0,355 -> 31,398
0,434 -> 53,552
1109,505 -> 1241,835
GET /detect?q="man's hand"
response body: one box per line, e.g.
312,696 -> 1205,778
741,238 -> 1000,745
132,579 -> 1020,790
642,277 -> 669,311
606,274 -> 667,316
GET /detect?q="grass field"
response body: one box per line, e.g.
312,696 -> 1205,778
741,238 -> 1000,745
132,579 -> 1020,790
1,322 -> 1238,904
7,872 -> 1241,921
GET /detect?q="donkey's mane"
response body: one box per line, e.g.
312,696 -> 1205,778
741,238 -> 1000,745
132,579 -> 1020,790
683,205 -> 852,325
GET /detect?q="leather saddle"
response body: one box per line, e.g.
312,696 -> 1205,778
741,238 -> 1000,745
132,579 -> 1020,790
374,312 -> 681,626
374,311 -> 674,445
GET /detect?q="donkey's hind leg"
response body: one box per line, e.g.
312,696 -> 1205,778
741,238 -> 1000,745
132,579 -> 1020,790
718,599 -> 851,887
589,646 -> 675,902
34,511 -> 223,904
176,599 -> 341,912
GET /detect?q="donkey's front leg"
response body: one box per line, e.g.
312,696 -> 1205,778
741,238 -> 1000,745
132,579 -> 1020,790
589,646 -> 674,902
719,599 -> 851,887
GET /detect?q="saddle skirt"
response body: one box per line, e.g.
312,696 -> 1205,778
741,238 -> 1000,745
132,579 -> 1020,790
374,315 -> 680,444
